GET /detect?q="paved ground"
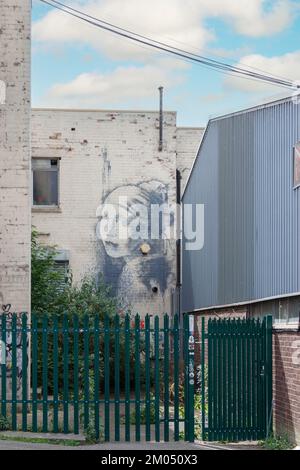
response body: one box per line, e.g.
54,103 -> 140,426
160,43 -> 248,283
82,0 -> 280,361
0,440 -> 216,451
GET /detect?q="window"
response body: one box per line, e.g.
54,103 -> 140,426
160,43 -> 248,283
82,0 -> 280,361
54,260 -> 70,291
32,159 -> 59,206
293,143 -> 300,188
278,297 -> 300,325
250,297 -> 300,326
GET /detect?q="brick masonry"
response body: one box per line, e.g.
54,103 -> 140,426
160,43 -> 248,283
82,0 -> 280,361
194,306 -> 248,366
31,109 -> 203,316
0,1 -> 31,314
176,127 -> 203,192
273,330 -> 300,445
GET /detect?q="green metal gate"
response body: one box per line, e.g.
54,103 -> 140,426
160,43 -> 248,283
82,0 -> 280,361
0,313 -> 194,443
201,316 -> 273,442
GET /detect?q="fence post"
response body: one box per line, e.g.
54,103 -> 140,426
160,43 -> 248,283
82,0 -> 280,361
184,314 -> 195,443
21,313 -> 28,432
201,316 -> 206,441
164,314 -> 170,442
42,316 -> 48,433
154,316 -> 160,442
173,314 -> 180,441
265,315 -> 273,438
1,314 -> 7,419
145,314 -> 151,442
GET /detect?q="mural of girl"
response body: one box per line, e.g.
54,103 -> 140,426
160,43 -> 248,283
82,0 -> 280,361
96,180 -> 176,314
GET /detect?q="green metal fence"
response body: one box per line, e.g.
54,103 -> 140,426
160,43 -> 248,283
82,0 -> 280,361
0,313 -> 194,443
201,316 -> 273,442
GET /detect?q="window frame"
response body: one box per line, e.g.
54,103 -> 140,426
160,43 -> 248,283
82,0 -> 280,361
32,157 -> 60,208
250,296 -> 300,329
293,143 -> 300,190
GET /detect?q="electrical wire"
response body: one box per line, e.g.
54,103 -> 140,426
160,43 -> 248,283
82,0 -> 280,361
38,0 -> 297,90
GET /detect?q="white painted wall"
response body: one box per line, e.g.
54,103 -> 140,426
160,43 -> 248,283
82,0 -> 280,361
0,1 -> 31,313
32,109 -> 202,316
176,127 -> 205,192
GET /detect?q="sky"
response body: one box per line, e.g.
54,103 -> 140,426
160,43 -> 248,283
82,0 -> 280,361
32,0 -> 300,126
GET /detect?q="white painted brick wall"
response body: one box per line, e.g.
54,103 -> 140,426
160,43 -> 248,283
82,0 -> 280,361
176,127 -> 205,192
0,1 -> 31,313
32,110 -> 202,316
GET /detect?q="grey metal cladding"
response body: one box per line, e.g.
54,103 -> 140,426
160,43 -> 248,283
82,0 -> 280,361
182,97 -> 300,312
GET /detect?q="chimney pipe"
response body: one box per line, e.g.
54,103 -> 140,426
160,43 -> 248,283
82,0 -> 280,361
158,86 -> 163,152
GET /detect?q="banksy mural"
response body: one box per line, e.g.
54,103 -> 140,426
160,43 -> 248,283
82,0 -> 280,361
96,180 -> 176,313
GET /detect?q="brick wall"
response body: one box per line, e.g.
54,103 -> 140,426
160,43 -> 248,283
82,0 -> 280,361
176,127 -> 204,192
273,330 -> 300,445
0,1 -> 31,313
32,109 -> 201,316
194,306 -> 248,367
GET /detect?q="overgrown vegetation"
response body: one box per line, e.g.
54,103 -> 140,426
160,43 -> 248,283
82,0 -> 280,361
32,228 -> 134,391
260,434 -> 294,450
125,393 -> 157,425
0,415 -> 10,432
177,366 -> 208,440
0,435 -> 82,447
31,227 -> 119,318
31,229 -> 151,437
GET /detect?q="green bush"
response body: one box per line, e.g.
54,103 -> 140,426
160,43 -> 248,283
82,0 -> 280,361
31,229 -> 147,395
260,434 -> 294,450
31,227 -> 119,318
0,415 -> 10,431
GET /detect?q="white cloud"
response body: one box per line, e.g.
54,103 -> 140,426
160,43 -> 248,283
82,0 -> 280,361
200,0 -> 294,38
33,0 -> 295,61
39,60 -> 185,108
33,0 -> 213,61
224,51 -> 300,92
33,0 -> 297,110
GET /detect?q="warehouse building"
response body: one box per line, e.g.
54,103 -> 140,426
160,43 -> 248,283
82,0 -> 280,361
182,96 -> 300,444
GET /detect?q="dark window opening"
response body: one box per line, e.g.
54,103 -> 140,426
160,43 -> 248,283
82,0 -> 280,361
53,260 -> 70,291
33,158 -> 59,206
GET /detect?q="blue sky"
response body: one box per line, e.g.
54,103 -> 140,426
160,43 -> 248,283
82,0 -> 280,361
32,0 -> 300,126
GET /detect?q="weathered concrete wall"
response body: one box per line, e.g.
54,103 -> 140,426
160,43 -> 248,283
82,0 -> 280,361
0,1 -> 31,313
176,127 -> 204,192
31,109 -> 201,316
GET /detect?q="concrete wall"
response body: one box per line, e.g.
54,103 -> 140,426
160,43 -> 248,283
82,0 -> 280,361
0,1 -> 31,313
32,109 -> 201,316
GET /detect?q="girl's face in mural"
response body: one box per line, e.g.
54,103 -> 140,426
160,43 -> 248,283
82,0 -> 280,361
100,185 -> 151,259
99,182 -> 169,259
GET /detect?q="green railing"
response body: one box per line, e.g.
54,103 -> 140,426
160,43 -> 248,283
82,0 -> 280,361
201,316 -> 273,442
0,313 -> 194,442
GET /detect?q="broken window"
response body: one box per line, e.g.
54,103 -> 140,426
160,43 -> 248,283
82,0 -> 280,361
32,159 -> 59,206
53,260 -> 70,291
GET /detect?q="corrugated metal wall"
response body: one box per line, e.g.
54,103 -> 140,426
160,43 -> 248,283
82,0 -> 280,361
182,98 -> 300,312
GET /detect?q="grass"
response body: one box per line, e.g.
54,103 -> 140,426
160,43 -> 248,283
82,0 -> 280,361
0,435 -> 83,447
259,434 -> 294,450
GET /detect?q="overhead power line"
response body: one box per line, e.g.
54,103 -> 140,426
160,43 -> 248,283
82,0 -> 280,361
39,0 -> 297,90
